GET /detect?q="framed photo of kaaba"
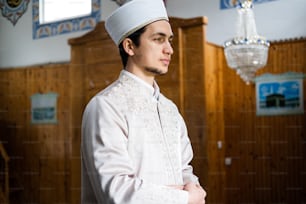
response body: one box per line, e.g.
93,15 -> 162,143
255,72 -> 305,116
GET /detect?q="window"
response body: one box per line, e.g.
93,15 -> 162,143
39,0 -> 92,24
33,0 -> 101,39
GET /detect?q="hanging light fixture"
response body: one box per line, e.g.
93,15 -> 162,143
224,0 -> 270,85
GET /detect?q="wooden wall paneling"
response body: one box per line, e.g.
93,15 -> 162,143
85,63 -> 122,100
26,64 -> 70,204
4,69 -> 28,203
51,65 -> 70,203
0,142 -> 9,203
0,64 -> 71,204
223,42 -> 250,202
69,22 -> 122,204
204,42 -> 226,203
158,18 -> 188,107
168,17 -> 209,187
84,41 -> 120,65
68,44 -> 86,204
70,37 -> 121,204
68,21 -> 123,202
83,41 -> 122,103
167,17 -> 226,203
259,40 -> 306,203
223,39 -> 306,204
25,67 -> 42,203
0,69 -> 24,203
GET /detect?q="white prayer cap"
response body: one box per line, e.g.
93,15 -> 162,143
105,0 -> 169,46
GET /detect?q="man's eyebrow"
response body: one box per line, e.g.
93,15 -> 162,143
151,32 -> 174,39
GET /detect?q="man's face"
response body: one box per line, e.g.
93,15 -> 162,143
132,20 -> 174,76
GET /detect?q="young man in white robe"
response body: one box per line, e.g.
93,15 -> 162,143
81,0 -> 207,203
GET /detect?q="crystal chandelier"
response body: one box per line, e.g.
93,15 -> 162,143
224,0 -> 270,85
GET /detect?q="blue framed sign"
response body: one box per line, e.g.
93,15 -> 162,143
255,72 -> 305,116
31,92 -> 58,124
220,0 -> 277,10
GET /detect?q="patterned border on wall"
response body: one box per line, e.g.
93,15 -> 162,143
0,0 -> 30,26
32,0 -> 101,39
220,0 -> 277,9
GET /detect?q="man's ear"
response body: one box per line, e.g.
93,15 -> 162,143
122,38 -> 135,56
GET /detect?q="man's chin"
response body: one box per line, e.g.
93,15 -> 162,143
145,67 -> 168,75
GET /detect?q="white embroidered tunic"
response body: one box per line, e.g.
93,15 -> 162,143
81,70 -> 199,204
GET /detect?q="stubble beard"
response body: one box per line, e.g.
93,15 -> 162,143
145,66 -> 167,76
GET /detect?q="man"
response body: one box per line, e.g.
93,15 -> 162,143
81,0 -> 206,203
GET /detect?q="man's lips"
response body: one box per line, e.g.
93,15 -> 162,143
161,59 -> 171,65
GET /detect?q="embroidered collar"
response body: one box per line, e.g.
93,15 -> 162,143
121,70 -> 160,100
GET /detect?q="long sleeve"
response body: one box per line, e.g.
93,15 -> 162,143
81,96 -> 189,204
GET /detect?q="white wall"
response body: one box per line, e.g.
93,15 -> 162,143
167,0 -> 306,46
0,0 -> 305,68
0,0 -> 116,68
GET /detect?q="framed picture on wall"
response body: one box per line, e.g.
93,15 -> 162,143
255,72 -> 305,116
31,92 -> 58,124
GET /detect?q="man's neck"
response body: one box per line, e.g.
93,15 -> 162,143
125,66 -> 155,86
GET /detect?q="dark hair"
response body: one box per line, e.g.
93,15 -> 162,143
118,26 -> 146,67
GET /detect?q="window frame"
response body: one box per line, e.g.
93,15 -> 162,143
32,0 -> 101,39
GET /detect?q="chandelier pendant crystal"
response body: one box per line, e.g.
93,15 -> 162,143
224,0 -> 270,85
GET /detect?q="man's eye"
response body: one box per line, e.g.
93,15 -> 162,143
154,37 -> 165,43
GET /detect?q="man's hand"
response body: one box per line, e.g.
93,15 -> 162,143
184,183 -> 206,204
